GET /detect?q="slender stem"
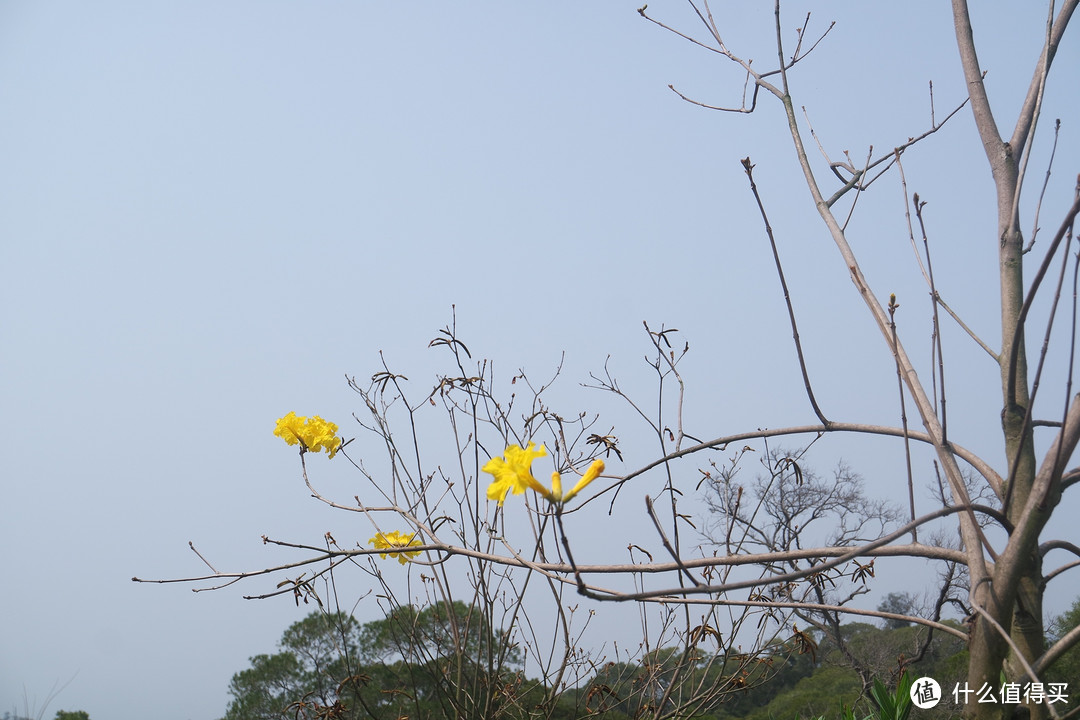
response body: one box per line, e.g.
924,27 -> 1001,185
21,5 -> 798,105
888,294 -> 918,543
741,156 -> 830,426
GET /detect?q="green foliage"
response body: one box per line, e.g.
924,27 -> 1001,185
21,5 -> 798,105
709,646 -> 818,720
222,651 -> 307,720
580,649 -> 697,719
754,665 -> 863,720
1,708 -> 90,720
222,608 -> 1002,720
222,605 -> 535,720
355,600 -> 530,720
707,620 -> 977,720
357,600 -> 521,668
867,673 -> 911,720
576,637 -> 825,720
221,611 -> 371,720
836,704 -> 875,720
814,620 -> 965,700
1046,596 -> 1080,683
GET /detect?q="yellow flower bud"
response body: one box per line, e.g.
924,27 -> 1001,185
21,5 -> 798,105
563,459 -> 605,503
551,471 -> 563,500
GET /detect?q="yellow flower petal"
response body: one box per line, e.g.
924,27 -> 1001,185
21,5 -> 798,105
273,412 -> 307,446
483,457 -> 518,504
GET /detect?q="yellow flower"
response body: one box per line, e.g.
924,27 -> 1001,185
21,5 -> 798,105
483,445 -> 605,506
274,412 -> 342,458
482,442 -> 551,505
368,530 -> 422,565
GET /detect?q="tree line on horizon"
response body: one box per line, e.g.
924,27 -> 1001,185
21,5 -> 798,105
219,596 -> 1080,720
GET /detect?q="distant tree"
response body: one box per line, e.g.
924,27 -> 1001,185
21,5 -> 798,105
354,600 -> 526,720
748,665 -> 862,720
357,599 -> 521,668
877,592 -> 919,630
1045,596 -> 1080,683
223,605 -> 533,720
221,612 -> 364,720
53,713 -> 89,720
581,649 -> 693,719
716,621 -> 968,720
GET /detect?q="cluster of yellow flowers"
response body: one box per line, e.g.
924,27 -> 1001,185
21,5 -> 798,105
275,413 -> 426,565
273,412 -> 342,458
482,442 -> 604,506
274,412 -> 601,566
368,530 -> 423,564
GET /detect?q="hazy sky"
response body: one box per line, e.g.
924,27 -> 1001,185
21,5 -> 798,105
2,3 -> 1078,719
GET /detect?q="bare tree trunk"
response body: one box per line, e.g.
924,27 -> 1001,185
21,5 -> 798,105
951,2 -> 1078,718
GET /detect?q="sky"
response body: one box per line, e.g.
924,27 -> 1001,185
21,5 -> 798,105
1,3 -> 1078,719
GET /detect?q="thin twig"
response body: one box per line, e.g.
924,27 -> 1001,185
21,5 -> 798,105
741,156 -> 830,426
841,147 -> 873,232
915,196 -> 950,442
566,503 -> 1002,604
188,541 -> 219,574
598,420 -> 1004,499
1025,119 -> 1062,254
1007,0 -> 1056,235
823,99 -> 968,207
645,495 -> 701,587
888,293 -> 918,543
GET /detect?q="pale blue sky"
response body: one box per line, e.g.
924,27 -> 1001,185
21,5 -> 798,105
2,3 -> 1078,719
